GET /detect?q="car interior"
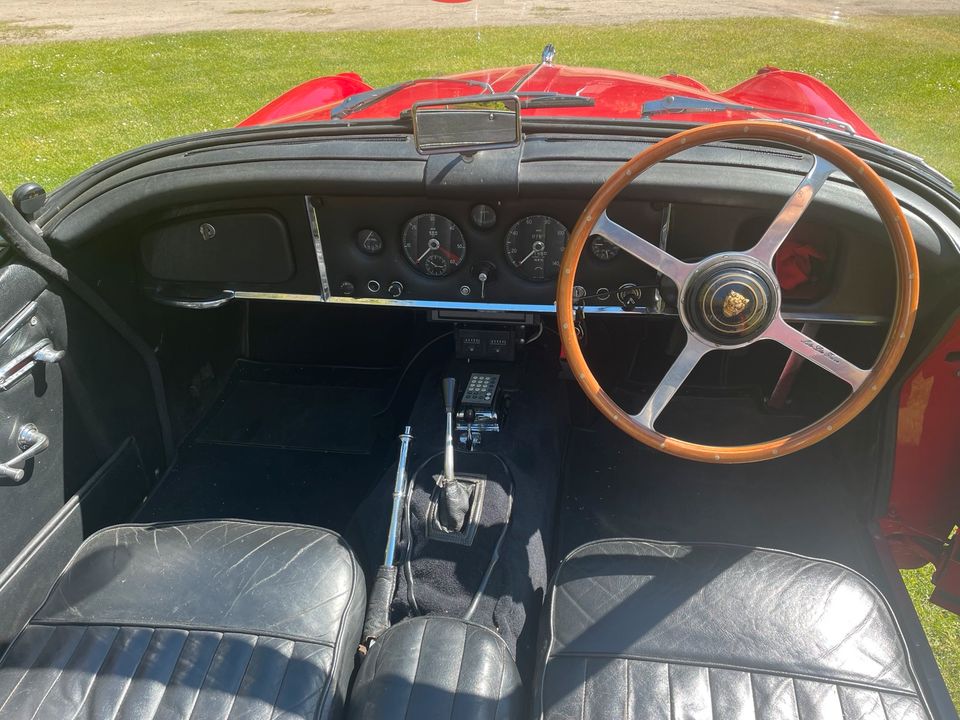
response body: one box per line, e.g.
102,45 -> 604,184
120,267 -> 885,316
0,118 -> 958,718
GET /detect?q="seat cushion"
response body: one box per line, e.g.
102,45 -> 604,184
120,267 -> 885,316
349,617 -> 522,720
0,520 -> 365,720
535,539 -> 931,719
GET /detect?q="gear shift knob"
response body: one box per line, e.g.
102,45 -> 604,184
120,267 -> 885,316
442,377 -> 457,414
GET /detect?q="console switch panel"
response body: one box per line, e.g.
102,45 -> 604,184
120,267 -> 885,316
455,328 -> 515,361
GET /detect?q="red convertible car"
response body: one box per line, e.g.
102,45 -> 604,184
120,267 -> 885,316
0,44 -> 957,719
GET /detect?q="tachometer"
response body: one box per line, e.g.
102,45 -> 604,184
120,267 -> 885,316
504,215 -> 568,281
401,214 -> 466,277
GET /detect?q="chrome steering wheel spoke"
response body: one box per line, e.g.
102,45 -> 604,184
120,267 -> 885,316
593,212 -> 695,287
633,335 -> 712,430
762,316 -> 868,389
748,156 -> 838,267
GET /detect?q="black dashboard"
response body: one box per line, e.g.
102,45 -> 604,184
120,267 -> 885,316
41,127 -> 955,336
138,191 -> 895,325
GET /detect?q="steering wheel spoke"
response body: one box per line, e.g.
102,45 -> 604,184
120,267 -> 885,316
593,212 -> 694,287
763,316 -> 869,389
748,156 -> 838,266
633,335 -> 711,430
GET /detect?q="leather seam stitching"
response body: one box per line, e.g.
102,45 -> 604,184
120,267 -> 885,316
547,652 -> 921,699
25,621 -> 336,652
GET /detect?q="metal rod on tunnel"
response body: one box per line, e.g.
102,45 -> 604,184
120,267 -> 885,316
384,426 -> 413,567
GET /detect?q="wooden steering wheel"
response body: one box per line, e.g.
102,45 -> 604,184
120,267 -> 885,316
556,121 -> 919,464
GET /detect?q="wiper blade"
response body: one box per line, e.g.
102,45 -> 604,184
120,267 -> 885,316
517,92 -> 594,109
640,95 -> 856,135
397,91 -> 594,118
331,78 -> 495,120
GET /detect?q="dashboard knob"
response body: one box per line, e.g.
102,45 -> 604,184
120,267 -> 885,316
387,281 -> 404,298
339,280 -> 355,296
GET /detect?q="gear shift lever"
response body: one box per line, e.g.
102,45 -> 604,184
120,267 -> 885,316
436,377 -> 471,533
442,377 -> 456,483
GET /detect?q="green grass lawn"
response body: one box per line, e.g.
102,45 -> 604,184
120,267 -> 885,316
0,15 -> 958,704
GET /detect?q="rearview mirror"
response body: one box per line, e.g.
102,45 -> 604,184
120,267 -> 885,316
412,94 -> 521,155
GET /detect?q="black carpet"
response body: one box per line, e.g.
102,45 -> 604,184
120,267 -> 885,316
556,398 -> 886,579
135,360 -> 403,532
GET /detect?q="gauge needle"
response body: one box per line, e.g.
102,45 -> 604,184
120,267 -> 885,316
517,248 -> 537,266
416,238 -> 441,263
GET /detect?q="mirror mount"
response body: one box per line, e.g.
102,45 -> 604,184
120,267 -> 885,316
412,93 -> 522,156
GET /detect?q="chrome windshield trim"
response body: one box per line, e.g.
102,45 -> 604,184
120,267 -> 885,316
305,197 -> 332,301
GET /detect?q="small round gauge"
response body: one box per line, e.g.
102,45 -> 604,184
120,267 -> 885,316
356,229 -> 383,255
589,234 -> 620,261
401,214 -> 466,277
504,215 -> 568,282
471,204 -> 497,230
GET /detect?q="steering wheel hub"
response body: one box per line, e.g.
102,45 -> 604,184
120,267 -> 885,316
683,258 -> 777,346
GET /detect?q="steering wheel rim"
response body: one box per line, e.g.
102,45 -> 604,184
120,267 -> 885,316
556,120 -> 919,464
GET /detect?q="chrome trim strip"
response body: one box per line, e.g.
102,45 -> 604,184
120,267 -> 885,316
305,197 -> 331,301
227,291 -> 883,325
0,301 -> 38,349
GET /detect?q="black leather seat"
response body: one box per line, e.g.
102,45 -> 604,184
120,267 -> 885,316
350,617 -> 522,720
535,539 -> 931,719
0,520 -> 365,719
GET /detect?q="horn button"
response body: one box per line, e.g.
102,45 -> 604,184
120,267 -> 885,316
683,258 -> 778,346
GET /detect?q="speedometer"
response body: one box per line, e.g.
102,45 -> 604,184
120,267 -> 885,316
504,215 -> 568,281
401,214 -> 466,277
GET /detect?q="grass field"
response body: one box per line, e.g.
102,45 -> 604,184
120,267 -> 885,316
0,15 -> 958,705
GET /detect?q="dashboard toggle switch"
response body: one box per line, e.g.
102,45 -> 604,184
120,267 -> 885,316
471,261 -> 497,300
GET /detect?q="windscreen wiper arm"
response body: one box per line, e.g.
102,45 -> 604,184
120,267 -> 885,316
640,95 -> 856,135
517,92 -> 594,108
331,78 -> 495,119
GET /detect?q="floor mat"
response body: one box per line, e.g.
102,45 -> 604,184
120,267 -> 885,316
134,442 -> 387,529
197,361 -> 399,454
557,401 -> 884,579
135,360 -> 402,532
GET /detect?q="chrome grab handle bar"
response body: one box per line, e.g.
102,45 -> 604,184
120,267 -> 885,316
0,425 -> 49,481
0,338 -> 66,391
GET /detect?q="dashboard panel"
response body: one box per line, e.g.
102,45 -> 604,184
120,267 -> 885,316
306,194 -> 889,322
133,189 -> 895,326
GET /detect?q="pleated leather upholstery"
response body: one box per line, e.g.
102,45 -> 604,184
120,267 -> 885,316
349,617 -> 522,720
535,540 -> 931,720
0,521 -> 365,720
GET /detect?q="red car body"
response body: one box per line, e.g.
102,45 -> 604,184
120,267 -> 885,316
238,63 -> 881,141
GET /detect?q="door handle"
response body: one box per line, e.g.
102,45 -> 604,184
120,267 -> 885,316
0,425 -> 49,481
0,338 -> 65,391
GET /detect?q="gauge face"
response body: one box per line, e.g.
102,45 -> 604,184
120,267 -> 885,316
589,234 -> 620,261
357,229 -> 383,255
401,214 -> 466,277
471,204 -> 497,230
504,215 -> 568,282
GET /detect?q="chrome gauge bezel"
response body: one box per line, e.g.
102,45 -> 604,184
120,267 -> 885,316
503,215 -> 569,282
400,213 -> 467,278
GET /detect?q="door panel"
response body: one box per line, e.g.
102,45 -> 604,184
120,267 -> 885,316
0,263 -> 68,570
0,241 -> 165,649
